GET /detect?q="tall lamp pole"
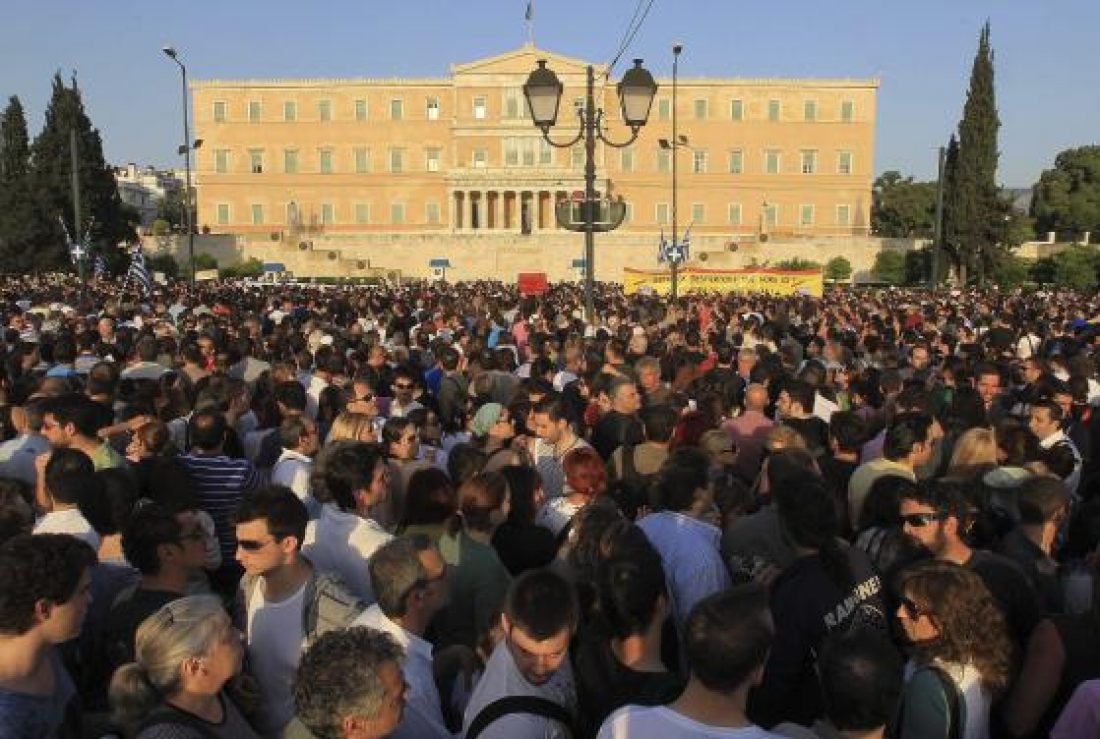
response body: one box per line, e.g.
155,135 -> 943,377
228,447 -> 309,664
524,59 -> 657,323
670,43 -> 682,301
162,46 -> 196,288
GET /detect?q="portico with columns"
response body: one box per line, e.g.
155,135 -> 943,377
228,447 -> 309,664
449,184 -> 577,233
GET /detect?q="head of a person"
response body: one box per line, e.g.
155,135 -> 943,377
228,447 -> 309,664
44,447 -> 95,507
946,426 -> 999,478
635,357 -> 662,393
318,441 -> 389,514
974,364 -> 1003,407
683,584 -> 773,695
531,396 -> 572,445
81,468 -> 139,538
457,471 -> 510,535
445,442 -> 487,487
1017,475 -> 1070,528
858,474 -> 917,532
280,415 -> 320,457
369,535 -> 450,624
187,409 -> 228,453
817,631 -> 904,734
654,447 -> 712,515
562,446 -> 607,500
0,479 -> 33,545
498,465 -> 545,526
391,367 -> 417,403
127,419 -> 169,460
274,380 -> 308,417
122,502 -> 208,577
109,595 -> 242,728
639,404 -> 677,445
699,429 -> 737,468
400,467 -> 457,529
829,410 -> 867,456
293,627 -> 407,739
775,477 -> 839,557
40,392 -> 103,447
382,416 -> 419,461
883,412 -> 934,467
232,486 -> 309,577
895,559 -> 1012,695
777,378 -> 814,418
743,382 -> 768,412
609,377 -> 641,415
502,569 -> 579,686
1028,398 -> 1064,442
898,478 -> 974,557
596,544 -> 668,641
0,533 -> 96,644
469,402 -> 513,443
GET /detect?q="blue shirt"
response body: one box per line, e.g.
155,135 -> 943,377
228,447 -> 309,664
0,650 -> 75,739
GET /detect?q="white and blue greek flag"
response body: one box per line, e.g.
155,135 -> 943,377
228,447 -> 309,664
127,245 -> 153,295
657,227 -> 668,262
93,251 -> 108,280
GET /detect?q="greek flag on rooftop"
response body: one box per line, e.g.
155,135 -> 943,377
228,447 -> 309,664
127,245 -> 152,295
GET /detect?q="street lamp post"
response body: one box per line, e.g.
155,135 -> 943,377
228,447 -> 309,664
670,43 -> 683,300
524,59 -> 657,322
162,46 -> 196,288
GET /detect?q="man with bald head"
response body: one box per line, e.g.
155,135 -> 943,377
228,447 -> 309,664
723,384 -> 775,483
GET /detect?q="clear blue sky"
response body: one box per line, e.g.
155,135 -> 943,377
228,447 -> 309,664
2,0 -> 1096,187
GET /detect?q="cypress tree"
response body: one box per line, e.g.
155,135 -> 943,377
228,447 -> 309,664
30,72 -> 136,272
954,22 -> 1001,284
0,96 -> 48,273
939,134 -> 961,282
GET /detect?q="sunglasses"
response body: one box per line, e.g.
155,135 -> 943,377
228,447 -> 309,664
899,595 -> 927,620
237,537 -> 276,552
900,512 -> 944,528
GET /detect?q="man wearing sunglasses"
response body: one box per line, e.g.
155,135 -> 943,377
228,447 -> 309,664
899,479 -> 1040,649
234,486 -> 364,737
389,367 -> 425,419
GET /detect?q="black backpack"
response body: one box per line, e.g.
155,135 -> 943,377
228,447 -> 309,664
466,696 -> 576,739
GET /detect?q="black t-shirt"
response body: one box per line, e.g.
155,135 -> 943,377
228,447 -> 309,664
104,588 -> 183,675
818,455 -> 859,533
591,411 -> 644,461
572,629 -> 685,738
966,548 -> 1042,648
782,416 -> 830,458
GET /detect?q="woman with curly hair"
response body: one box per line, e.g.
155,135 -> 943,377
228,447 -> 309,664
536,446 -> 607,538
895,560 -> 1014,739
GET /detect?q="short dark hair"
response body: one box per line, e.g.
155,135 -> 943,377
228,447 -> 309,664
654,449 -> 709,512
231,485 -> 308,547
1032,398 -> 1064,423
122,502 -> 184,575
274,381 -> 308,413
81,468 -> 138,536
446,442 -> 487,487
640,404 -> 678,443
899,477 -> 975,529
782,378 -> 815,414
0,534 -> 96,634
533,395 -> 571,424
41,393 -> 103,438
683,584 -> 773,693
321,442 -> 386,511
188,409 -> 227,451
829,411 -> 866,454
0,479 -> 33,545
278,416 -> 310,450
883,413 -> 933,461
1017,475 -> 1069,525
45,448 -> 95,506
818,631 -> 903,731
504,568 -> 578,640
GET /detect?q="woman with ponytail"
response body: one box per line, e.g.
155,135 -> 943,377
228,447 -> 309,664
750,476 -> 889,728
109,594 -> 259,738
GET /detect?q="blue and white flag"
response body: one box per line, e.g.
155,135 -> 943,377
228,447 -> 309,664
657,227 -> 668,262
58,215 -> 77,266
680,222 -> 693,262
127,245 -> 153,295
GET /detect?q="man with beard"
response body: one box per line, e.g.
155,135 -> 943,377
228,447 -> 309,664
898,478 -> 1040,649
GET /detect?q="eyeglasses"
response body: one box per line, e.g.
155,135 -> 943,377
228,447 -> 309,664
899,512 -> 944,528
355,392 -> 375,403
899,595 -> 928,620
237,537 -> 276,552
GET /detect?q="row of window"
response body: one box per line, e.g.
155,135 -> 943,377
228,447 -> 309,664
210,145 -> 856,176
214,200 -> 854,229
209,93 -> 857,124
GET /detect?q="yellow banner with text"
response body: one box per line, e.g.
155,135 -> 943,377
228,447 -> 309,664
622,267 -> 823,297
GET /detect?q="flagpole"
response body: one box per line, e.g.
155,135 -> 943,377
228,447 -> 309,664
525,1 -> 534,46
70,127 -> 84,282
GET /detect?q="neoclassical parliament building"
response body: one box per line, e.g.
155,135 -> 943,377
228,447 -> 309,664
189,45 -> 879,279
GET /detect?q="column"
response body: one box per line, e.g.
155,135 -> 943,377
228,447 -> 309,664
454,191 -> 464,230
494,191 -> 503,231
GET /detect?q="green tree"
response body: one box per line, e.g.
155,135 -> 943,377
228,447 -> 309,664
30,73 -> 137,272
824,256 -> 852,282
904,249 -> 931,285
1051,245 -> 1100,291
872,250 -> 906,284
871,171 -> 937,238
220,257 -> 264,279
774,257 -> 820,270
0,96 -> 48,273
991,253 -> 1029,287
1031,146 -> 1100,240
939,135 -> 961,281
145,252 -> 179,278
952,23 -> 1002,283
155,188 -> 186,231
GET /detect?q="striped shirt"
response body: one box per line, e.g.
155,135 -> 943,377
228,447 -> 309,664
178,453 -> 260,559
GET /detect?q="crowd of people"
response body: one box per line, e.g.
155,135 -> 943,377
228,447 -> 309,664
1,274 -> 1100,738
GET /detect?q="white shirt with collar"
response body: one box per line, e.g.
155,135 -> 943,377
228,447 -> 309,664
637,510 -> 731,626
302,504 -> 392,605
463,640 -> 576,739
1040,428 -> 1082,497
272,448 -> 313,501
33,508 -> 100,550
352,605 -> 452,738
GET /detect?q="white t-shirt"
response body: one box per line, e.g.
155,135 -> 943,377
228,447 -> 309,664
33,508 -> 100,551
302,504 -> 392,604
463,641 -> 576,739
598,705 -> 783,739
536,496 -> 583,537
246,579 -> 306,735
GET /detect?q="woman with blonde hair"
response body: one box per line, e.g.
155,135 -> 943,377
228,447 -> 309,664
946,427 -> 999,480
895,560 -> 1014,739
109,594 -> 258,737
325,411 -> 378,444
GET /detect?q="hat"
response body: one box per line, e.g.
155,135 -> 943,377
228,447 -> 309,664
470,403 -> 504,437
